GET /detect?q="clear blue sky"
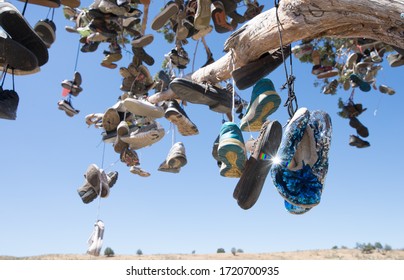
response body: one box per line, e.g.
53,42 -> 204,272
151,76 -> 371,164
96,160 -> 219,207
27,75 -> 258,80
1,1 -> 403,257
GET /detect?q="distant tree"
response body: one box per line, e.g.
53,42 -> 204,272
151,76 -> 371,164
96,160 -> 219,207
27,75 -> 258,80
136,249 -> 143,256
104,247 -> 115,257
192,250 -> 196,254
384,244 -> 392,251
231,247 -> 237,256
361,243 -> 375,254
236,249 -> 244,253
374,242 -> 383,250
332,245 -> 338,250
217,248 -> 225,253
341,246 -> 348,249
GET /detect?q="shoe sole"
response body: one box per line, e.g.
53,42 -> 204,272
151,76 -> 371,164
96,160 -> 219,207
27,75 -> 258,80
240,92 -> 281,131
165,108 -> 199,136
233,120 -> 282,209
0,2 -> 48,66
151,3 -> 179,30
102,108 -> 120,132
0,36 -> 38,71
218,138 -> 246,178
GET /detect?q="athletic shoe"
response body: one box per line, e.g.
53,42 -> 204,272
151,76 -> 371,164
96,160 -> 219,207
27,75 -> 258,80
131,34 -> 154,48
77,164 -> 109,204
130,166 -> 151,177
58,99 -> 79,116
271,108 -> 332,208
102,108 -> 120,132
194,0 -> 212,30
239,79 -> 281,131
121,122 -> 165,150
158,142 -> 187,173
231,46 -> 291,90
169,78 -> 232,114
379,85 -> 395,95
151,2 -> 179,30
217,122 -> 246,178
123,97 -> 164,118
349,73 -> 371,92
233,120 -> 282,209
323,79 -> 338,95
349,117 -> 369,138
0,88 -> 19,120
0,29 -> 38,72
164,99 -> 199,136
87,220 -> 104,256
120,147 -> 140,167
211,1 -> 234,33
349,134 -> 370,148
34,19 -> 56,48
0,2 -> 48,66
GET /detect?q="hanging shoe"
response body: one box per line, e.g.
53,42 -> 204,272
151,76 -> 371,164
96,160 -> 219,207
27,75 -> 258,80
34,19 -> 56,48
123,97 -> 165,118
0,2 -> 48,67
194,0 -> 212,30
58,99 -> 79,116
349,73 -> 371,92
77,164 -> 109,204
17,0 -> 60,8
151,1 -> 179,30
233,120 -> 282,209
158,142 -> 187,173
379,85 -> 395,95
120,147 -> 140,166
240,78 -> 281,131
231,46 -> 291,90
217,122 -> 246,178
121,121 -> 165,150
102,107 -> 120,133
87,220 -> 104,256
164,99 -> 199,136
0,87 -> 19,120
211,1 -> 234,33
130,166 -> 151,177
387,53 -> 404,67
131,34 -> 154,48
284,200 -> 312,215
169,78 -> 233,114
271,108 -> 332,208
349,134 -> 370,148
323,79 -> 338,95
349,117 -> 369,138
211,134 -> 222,168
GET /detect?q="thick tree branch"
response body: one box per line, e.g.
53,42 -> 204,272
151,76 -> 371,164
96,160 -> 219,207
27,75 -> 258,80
191,0 -> 404,83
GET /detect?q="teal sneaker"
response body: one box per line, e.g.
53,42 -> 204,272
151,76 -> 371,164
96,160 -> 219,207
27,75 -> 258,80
240,78 -> 281,131
217,122 -> 246,178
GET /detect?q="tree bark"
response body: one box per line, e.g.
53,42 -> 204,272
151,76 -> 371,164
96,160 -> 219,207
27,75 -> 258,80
191,0 -> 404,84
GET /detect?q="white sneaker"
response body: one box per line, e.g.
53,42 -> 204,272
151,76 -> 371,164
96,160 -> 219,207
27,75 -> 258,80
121,121 -> 165,150
123,97 -> 164,118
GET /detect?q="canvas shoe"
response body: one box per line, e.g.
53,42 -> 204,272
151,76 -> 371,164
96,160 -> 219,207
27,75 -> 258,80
194,0 -> 212,30
0,88 -> 19,120
271,108 -> 332,208
121,122 -> 165,150
169,78 -> 232,114
349,73 -> 371,92
87,220 -> 104,256
231,46 -> 291,90
233,120 -> 282,209
77,164 -> 109,204
217,122 -> 246,178
292,43 -> 313,59
102,108 -> 120,133
349,117 -> 369,138
379,85 -> 395,95
123,97 -> 164,118
0,28 -> 38,72
131,34 -> 154,48
130,166 -> 151,177
164,99 -> 199,136
151,1 -> 179,30
323,79 -> 338,95
240,79 -> 281,132
158,142 -> 187,173
387,53 -> 404,67
58,99 -> 79,116
211,1 -> 234,33
120,147 -> 140,166
315,66 -> 339,79
0,2 -> 48,66
349,134 -> 370,148
34,19 -> 56,48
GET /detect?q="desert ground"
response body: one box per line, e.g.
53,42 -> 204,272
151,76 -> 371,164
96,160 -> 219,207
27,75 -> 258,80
1,249 -> 404,260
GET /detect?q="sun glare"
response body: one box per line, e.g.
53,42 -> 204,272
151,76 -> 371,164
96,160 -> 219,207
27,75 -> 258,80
271,155 -> 282,165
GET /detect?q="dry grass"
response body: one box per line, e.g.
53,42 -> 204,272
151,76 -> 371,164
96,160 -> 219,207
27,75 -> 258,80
2,249 -> 404,260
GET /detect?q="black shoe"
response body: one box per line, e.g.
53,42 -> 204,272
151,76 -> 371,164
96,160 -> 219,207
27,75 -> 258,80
231,45 -> 291,90
132,46 -> 155,66
0,88 -> 19,120
169,78 -> 232,114
164,99 -> 199,136
349,135 -> 370,148
349,117 -> 369,138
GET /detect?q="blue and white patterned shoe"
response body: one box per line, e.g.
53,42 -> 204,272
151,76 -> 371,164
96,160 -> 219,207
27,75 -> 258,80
284,200 -> 311,215
271,107 -> 332,208
240,78 -> 281,131
217,122 -> 246,178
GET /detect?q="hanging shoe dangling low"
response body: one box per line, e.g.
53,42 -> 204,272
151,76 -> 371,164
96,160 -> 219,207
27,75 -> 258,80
270,107 -> 332,209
